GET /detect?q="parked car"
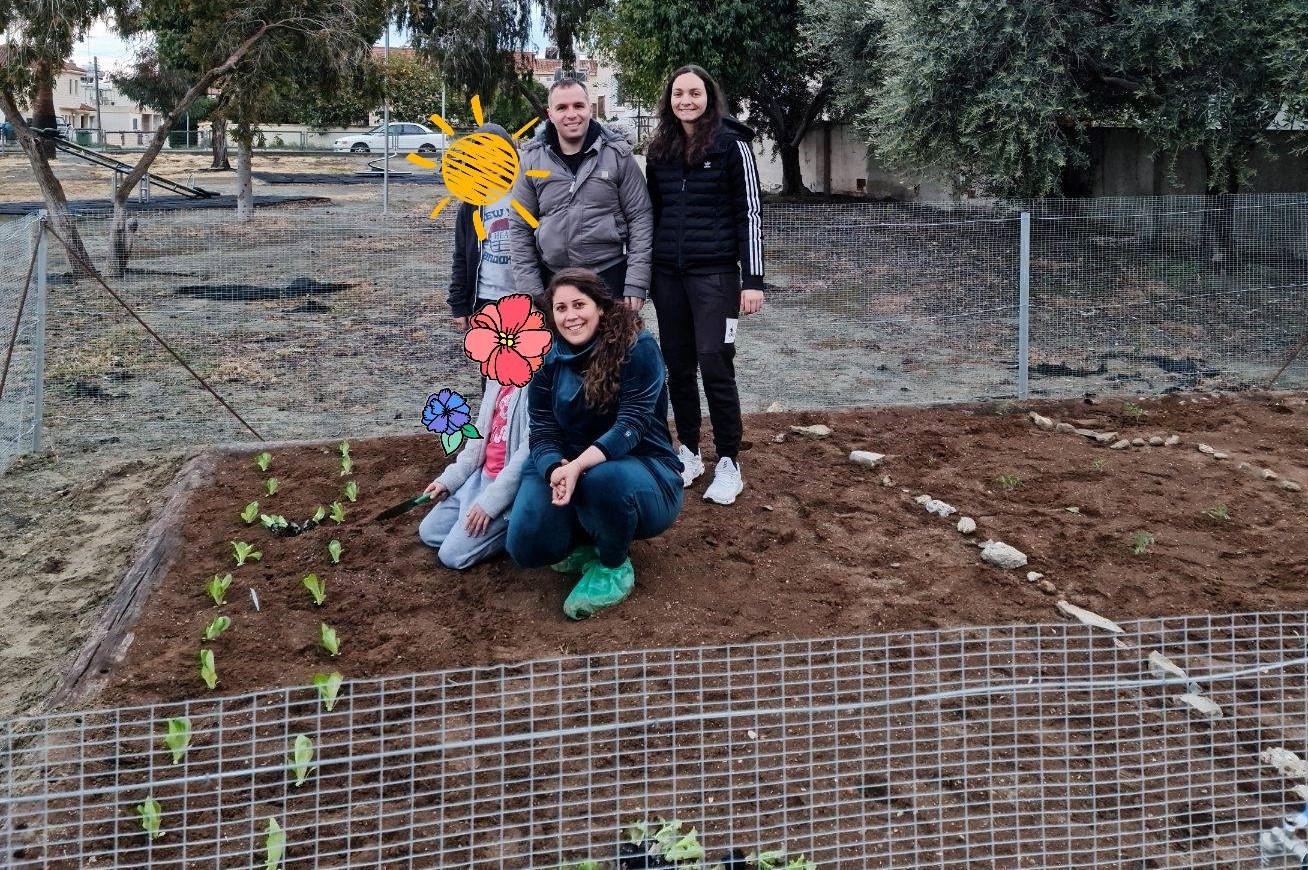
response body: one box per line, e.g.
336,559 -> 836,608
332,123 -> 447,155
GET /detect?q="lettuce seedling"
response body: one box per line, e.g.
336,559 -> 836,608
663,827 -> 704,863
340,455 -> 353,477
202,615 -> 232,641
260,514 -> 289,531
343,480 -> 358,503
163,717 -> 191,764
749,850 -> 788,870
652,819 -> 683,852
312,505 -> 326,523
255,451 -> 272,472
289,734 -> 316,787
136,796 -> 164,839
241,501 -> 260,524
625,821 -> 649,845
747,854 -> 815,870
338,440 -> 351,459
302,573 -> 326,606
198,648 -> 217,689
319,622 -> 340,656
327,539 -> 342,564
1130,530 -> 1155,556
265,477 -> 279,496
264,817 -> 285,870
329,501 -> 345,523
314,671 -> 344,711
207,573 -> 232,606
231,541 -> 262,566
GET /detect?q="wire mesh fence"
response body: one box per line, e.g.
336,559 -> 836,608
0,214 -> 43,470
2,194 -> 1308,468
3,610 -> 1307,869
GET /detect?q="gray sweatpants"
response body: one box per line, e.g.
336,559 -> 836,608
417,470 -> 510,570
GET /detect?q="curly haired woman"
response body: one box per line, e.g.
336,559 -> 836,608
506,267 -> 684,619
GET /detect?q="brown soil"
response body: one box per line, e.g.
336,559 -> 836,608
98,391 -> 1308,707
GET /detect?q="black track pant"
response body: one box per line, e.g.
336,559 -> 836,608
650,268 -> 742,459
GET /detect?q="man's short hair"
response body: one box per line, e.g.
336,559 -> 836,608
548,77 -> 589,99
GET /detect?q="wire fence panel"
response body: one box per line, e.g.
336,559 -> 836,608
760,203 -> 1023,408
10,194 -> 1308,460
0,214 -> 43,469
38,210 -> 475,452
2,611 -> 1306,869
1025,195 -> 1308,399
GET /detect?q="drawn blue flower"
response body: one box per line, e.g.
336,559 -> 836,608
422,389 -> 472,435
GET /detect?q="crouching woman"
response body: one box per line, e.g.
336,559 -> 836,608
418,379 -> 530,569
507,267 -> 684,619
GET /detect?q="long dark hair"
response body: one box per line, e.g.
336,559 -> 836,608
541,268 -> 640,411
645,64 -> 725,166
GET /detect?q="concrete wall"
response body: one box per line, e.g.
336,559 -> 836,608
751,122 -> 1308,200
1094,128 -> 1308,195
751,122 -> 957,200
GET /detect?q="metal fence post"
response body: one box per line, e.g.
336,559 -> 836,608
29,212 -> 48,452
1017,211 -> 1031,401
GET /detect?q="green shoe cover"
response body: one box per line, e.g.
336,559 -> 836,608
550,544 -> 598,574
563,558 -> 635,620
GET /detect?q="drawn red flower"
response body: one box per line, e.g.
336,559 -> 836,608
463,294 -> 552,387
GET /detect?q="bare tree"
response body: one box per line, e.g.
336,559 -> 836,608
0,0 -> 125,273
1,0 -> 377,276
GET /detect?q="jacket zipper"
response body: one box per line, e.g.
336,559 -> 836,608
547,140 -> 599,254
677,166 -> 687,270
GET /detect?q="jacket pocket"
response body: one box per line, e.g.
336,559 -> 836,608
571,209 -> 625,266
536,211 -> 568,267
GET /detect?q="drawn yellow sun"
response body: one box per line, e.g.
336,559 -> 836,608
406,95 -> 550,240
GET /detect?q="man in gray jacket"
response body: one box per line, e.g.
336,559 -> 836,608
509,78 -> 653,311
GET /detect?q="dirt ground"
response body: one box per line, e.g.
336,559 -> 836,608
0,445 -> 188,718
77,390 -> 1308,709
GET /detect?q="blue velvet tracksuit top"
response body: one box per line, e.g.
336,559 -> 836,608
527,329 -> 681,489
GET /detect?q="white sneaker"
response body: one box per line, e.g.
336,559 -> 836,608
678,445 -> 705,488
703,457 -> 744,505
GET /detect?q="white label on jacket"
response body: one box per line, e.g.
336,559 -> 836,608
724,318 -> 738,345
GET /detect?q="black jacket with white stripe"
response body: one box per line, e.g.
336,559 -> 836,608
645,117 -> 764,290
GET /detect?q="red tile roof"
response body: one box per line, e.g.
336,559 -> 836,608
511,51 -> 598,77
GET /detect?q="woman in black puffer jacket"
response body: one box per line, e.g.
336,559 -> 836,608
645,64 -> 764,507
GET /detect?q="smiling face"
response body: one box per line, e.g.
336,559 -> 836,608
547,84 -> 592,149
551,283 -> 601,347
671,72 -> 709,127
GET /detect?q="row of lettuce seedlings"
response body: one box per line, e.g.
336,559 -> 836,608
132,442 -> 356,861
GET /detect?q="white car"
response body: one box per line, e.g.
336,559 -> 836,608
332,122 -> 447,155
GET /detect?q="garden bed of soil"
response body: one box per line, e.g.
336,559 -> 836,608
91,390 -> 1308,708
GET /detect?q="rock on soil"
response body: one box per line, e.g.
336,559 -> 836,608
849,450 -> 884,468
790,424 -> 832,439
981,541 -> 1028,569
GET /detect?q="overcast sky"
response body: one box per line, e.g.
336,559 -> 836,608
71,18 -> 547,73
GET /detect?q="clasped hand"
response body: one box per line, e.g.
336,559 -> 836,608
549,460 -> 584,506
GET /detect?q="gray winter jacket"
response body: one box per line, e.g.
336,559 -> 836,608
509,120 -> 654,299
432,380 -> 530,519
